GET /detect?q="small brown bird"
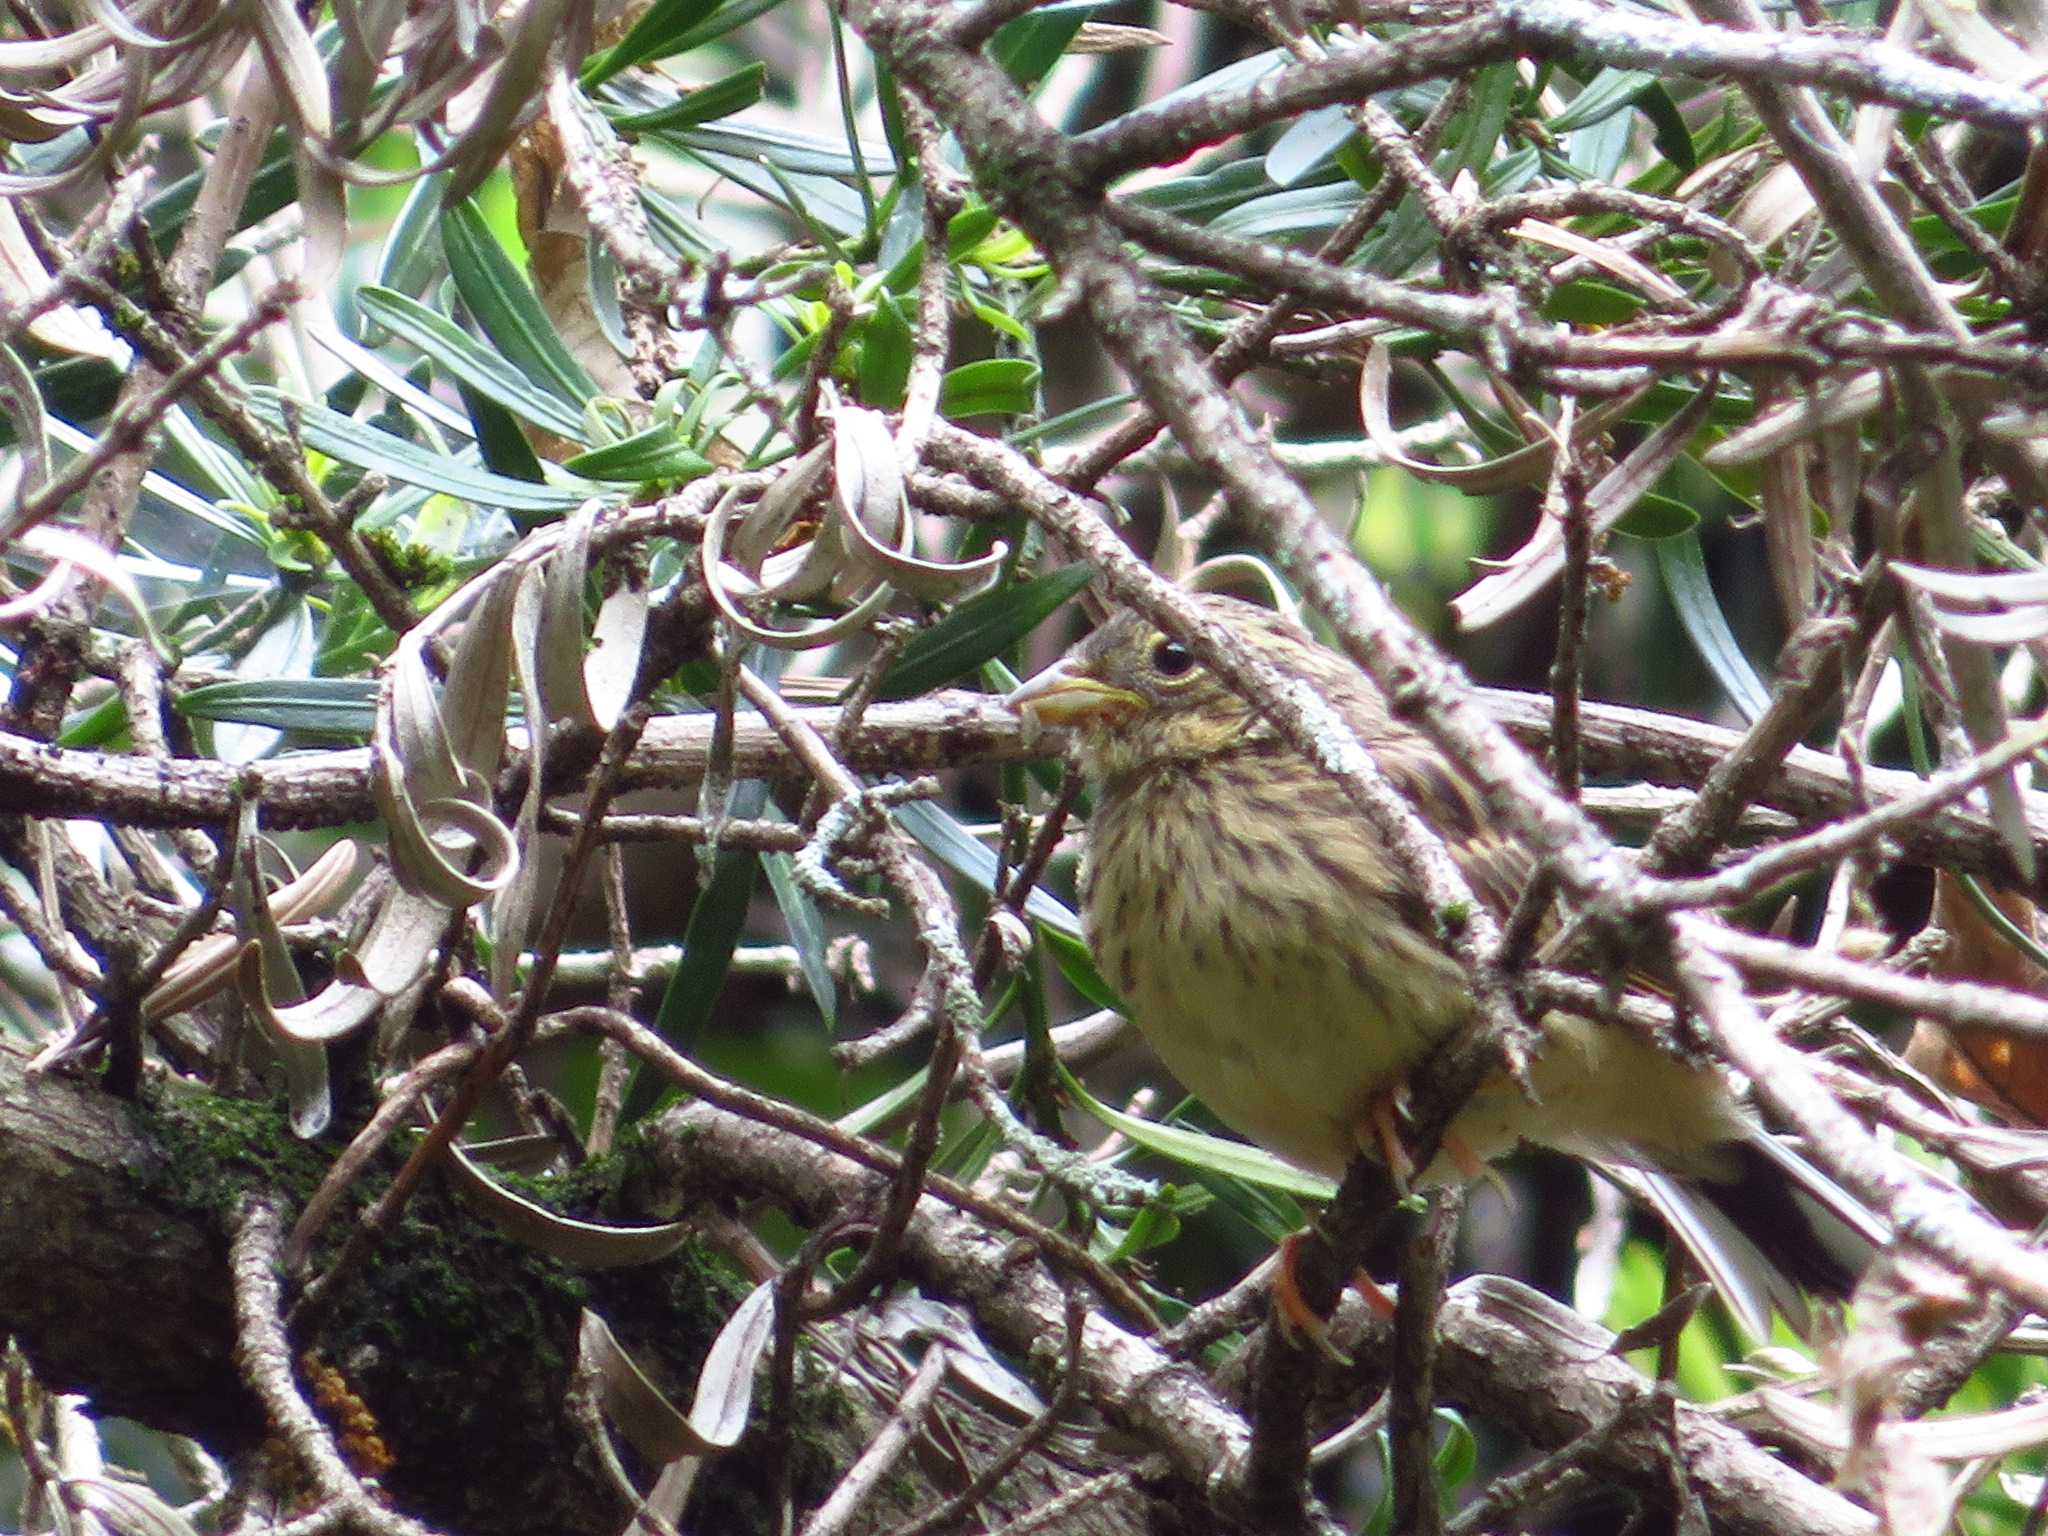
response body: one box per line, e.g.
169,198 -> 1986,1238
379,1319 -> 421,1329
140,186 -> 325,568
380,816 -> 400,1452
1009,592 -> 1881,1333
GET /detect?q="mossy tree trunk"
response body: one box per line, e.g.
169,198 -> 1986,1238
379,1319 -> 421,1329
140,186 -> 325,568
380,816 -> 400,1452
0,1045 -> 1154,1536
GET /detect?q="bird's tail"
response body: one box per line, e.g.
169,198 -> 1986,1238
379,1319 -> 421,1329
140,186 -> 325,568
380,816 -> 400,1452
1606,1137 -> 1888,1340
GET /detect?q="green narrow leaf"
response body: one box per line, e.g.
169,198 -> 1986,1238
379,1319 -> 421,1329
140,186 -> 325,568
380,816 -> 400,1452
177,678 -> 382,737
455,379 -> 550,483
838,1057 -> 937,1135
357,286 -> 592,441
764,850 -> 837,1027
1435,1410 -> 1478,1500
945,204 -> 1000,259
1057,1060 -> 1338,1201
442,198 -> 599,414
1483,145 -> 1543,197
1546,67 -> 1656,133
939,358 -> 1041,419
1655,529 -> 1771,724
1126,152 -> 1273,221
1173,1146 -> 1311,1244
858,292 -> 913,410
1212,182 -> 1368,241
245,389 -> 592,512
374,170 -> 452,297
960,282 -> 1032,344
873,56 -> 908,164
875,563 -> 1094,700
989,0 -> 1103,88
668,118 -> 882,178
1037,922 -> 1123,1014
1365,61 -> 1514,276
1101,1201 -> 1183,1264
1265,104 -> 1355,187
1612,491 -> 1699,540
57,690 -> 129,749
625,786 -> 770,1122
753,155 -> 866,247
1364,1427 -> 1398,1536
606,62 -> 769,131
1541,278 -> 1643,326
586,241 -> 632,359
581,0 -> 731,85
1568,106 -> 1634,180
889,799 -> 1080,936
654,0 -> 791,62
560,424 -> 715,484
1635,82 -> 1696,172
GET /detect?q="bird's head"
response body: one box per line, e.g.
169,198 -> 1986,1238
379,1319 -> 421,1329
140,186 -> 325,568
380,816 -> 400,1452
1007,593 -> 1342,783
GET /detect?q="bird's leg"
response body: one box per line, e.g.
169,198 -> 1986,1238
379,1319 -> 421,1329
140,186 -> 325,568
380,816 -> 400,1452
1441,1130 -> 1487,1182
1270,1233 -> 1395,1362
1359,1087 -> 1418,1190
1358,1086 -> 1487,1185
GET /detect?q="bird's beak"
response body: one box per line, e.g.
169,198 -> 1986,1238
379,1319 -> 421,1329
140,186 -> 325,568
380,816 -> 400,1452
1005,660 -> 1145,727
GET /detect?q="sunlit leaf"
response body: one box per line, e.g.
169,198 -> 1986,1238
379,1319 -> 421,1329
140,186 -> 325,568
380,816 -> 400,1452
938,358 -> 1041,420
606,62 -> 769,132
246,389 -> 594,512
1059,1060 -> 1338,1201
356,286 -> 591,442
561,423 -> 716,484
442,198 -> 599,414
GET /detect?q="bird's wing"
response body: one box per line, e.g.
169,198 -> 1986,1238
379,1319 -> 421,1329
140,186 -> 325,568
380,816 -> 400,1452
1284,644 -> 1535,924
1367,727 -> 1534,925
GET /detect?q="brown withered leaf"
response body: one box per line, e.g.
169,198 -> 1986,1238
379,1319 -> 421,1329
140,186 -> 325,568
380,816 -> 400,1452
1905,872 -> 2048,1125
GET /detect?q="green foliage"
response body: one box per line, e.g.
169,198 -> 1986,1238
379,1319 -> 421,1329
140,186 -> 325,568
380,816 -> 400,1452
11,0 -> 2048,1526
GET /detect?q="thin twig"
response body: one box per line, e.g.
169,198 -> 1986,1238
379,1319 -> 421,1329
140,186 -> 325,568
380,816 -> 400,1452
1390,1187 -> 1462,1536
562,1003 -> 1159,1327
230,1198 -> 443,1536
798,1346 -> 951,1536
587,843 -> 637,1157
1547,416 -> 1592,803
884,1292 -> 1090,1536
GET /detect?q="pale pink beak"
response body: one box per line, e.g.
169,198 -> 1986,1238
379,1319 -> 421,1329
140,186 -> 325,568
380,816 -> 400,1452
1005,659 -> 1145,727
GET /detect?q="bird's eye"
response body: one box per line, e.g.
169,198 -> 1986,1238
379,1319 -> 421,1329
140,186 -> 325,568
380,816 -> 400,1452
1150,638 -> 1197,678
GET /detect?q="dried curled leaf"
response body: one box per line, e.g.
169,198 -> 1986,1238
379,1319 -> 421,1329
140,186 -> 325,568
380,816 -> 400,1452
373,570 -> 522,905
579,1281 -> 774,1465
278,564 -> 526,1044
1906,873 -> 2048,1127
0,201 -> 116,358
444,1143 -> 690,1267
703,405 -> 1004,648
145,839 -> 361,1021
1450,374 -> 1712,631
1893,562 -> 2048,646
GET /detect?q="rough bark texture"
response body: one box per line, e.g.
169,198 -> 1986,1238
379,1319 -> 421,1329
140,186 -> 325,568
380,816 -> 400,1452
0,1045 -> 1154,1536
0,1043 -> 254,1443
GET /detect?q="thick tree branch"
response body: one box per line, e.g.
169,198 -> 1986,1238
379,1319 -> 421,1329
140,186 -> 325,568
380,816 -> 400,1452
0,1044 -> 1149,1536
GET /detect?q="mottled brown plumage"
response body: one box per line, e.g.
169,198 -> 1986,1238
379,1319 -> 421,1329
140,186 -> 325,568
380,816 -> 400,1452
1011,595 -> 1883,1330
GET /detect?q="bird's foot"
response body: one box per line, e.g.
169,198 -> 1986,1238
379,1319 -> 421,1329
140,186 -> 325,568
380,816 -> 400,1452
1271,1232 -> 1393,1363
1359,1093 -> 1490,1190
1443,1129 -> 1486,1182
1360,1089 -> 1417,1191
